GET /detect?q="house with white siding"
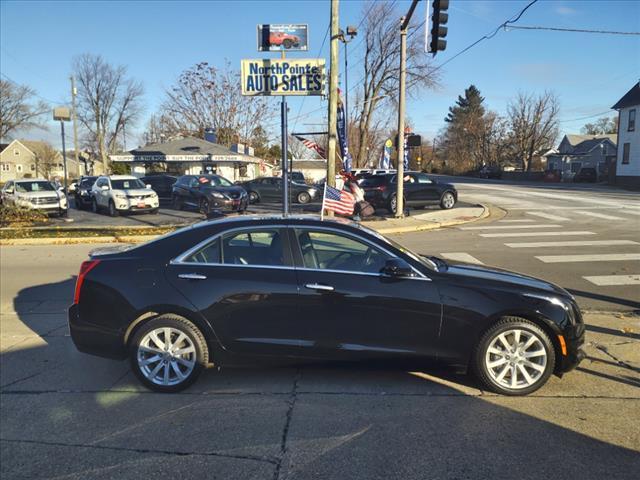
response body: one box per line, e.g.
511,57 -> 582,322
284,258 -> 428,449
612,82 -> 640,187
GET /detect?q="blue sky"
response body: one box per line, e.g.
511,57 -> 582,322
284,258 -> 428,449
1,0 -> 639,149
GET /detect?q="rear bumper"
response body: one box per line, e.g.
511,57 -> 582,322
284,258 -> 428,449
68,303 -> 127,360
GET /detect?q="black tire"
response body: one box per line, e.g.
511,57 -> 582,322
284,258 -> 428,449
173,195 -> 183,211
129,315 -> 209,393
283,39 -> 293,49
297,191 -> 311,204
248,191 -> 259,204
440,191 -> 456,210
108,200 -> 119,217
91,198 -> 99,214
199,198 -> 210,214
472,317 -> 555,396
149,208 -> 159,214
75,198 -> 84,210
388,195 -> 405,214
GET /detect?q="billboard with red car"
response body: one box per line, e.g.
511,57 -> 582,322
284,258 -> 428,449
257,24 -> 308,52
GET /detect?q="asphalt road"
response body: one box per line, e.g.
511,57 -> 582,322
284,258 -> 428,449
1,238 -> 639,479
391,177 -> 640,312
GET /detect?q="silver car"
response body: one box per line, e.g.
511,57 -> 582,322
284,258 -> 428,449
0,179 -> 68,216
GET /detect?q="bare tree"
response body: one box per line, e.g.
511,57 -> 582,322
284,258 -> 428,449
508,91 -> 560,171
153,62 -> 273,147
0,79 -> 48,139
32,142 -> 61,179
72,54 -> 144,171
582,116 -> 617,135
351,1 -> 438,167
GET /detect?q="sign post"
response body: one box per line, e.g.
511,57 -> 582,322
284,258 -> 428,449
53,107 -> 71,193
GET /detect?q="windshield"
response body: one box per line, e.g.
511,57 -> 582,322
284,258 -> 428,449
111,178 -> 146,190
80,177 -> 97,187
15,181 -> 56,193
197,175 -> 233,187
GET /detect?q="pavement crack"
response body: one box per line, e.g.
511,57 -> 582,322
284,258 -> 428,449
273,368 -> 301,480
0,438 -> 277,466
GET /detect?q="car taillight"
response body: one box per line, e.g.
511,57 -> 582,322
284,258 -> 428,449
74,260 -> 100,304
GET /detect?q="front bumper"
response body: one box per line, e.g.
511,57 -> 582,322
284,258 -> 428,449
557,322 -> 586,374
212,196 -> 249,212
114,197 -> 160,212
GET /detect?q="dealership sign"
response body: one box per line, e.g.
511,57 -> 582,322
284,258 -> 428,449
257,24 -> 308,52
241,59 -> 325,96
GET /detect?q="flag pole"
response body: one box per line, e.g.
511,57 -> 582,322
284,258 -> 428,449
320,181 -> 327,221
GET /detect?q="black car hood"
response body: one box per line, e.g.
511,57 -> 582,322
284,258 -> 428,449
444,262 -> 569,297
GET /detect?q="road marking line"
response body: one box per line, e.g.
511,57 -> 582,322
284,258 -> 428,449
480,231 -> 596,238
573,211 -> 625,221
505,240 -> 639,248
526,211 -> 570,222
460,224 -> 562,230
621,209 -> 640,216
499,219 -> 535,223
583,274 -> 640,286
536,253 -> 640,263
440,253 -> 484,264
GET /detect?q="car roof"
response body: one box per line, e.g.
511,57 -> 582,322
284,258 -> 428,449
15,178 -> 50,183
107,175 -> 138,180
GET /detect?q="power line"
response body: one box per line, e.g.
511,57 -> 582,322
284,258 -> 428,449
560,110 -> 614,123
506,25 -> 640,36
0,72 -> 64,105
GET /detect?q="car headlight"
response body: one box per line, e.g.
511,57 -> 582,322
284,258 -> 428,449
309,189 -> 317,197
115,193 -> 127,200
210,192 -> 225,199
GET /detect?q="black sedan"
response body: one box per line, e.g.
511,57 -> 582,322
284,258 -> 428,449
359,172 -> 457,213
239,177 -> 320,204
142,174 -> 177,202
73,176 -> 98,210
172,174 -> 248,214
69,216 -> 585,395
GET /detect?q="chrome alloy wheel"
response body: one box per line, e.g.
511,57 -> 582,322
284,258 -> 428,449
137,327 -> 196,386
442,192 -> 455,209
484,329 -> 547,390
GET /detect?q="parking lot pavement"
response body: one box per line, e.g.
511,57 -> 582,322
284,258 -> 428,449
1,244 -> 639,479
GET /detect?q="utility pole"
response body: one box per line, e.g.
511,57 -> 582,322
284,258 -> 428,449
327,0 -> 340,203
395,0 -> 420,218
70,76 -> 80,174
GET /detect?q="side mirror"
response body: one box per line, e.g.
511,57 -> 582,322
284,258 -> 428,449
146,184 -> 152,189
381,258 -> 415,278
101,185 -> 109,191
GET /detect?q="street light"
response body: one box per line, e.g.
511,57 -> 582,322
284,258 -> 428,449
338,25 -> 358,138
53,107 -> 71,192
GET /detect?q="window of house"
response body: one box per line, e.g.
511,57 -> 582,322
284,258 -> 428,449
30,164 -> 36,171
16,164 -> 23,173
622,143 -> 630,165
1,164 -> 10,172
629,109 -> 636,132
13,149 -> 20,156
570,162 -> 582,174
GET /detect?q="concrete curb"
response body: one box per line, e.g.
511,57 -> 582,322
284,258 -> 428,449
368,204 -> 491,235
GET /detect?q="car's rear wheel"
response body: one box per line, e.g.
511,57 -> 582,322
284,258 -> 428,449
297,191 -> 311,204
108,200 -> 119,217
91,198 -> 99,213
199,198 -> 210,214
473,317 -> 555,396
130,315 -> 208,393
388,195 -> 405,214
248,191 -> 259,203
440,191 -> 456,210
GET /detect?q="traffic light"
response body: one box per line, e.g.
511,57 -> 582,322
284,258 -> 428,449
427,0 -> 449,56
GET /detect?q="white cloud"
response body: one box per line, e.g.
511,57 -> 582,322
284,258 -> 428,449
555,5 -> 578,15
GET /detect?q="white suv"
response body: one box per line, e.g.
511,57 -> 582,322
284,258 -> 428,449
1,179 -> 68,216
91,175 -> 159,216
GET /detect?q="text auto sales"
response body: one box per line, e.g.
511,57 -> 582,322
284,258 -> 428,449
245,62 -> 322,93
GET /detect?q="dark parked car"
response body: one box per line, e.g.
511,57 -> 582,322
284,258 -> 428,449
290,171 -> 305,184
141,174 -> 177,202
74,176 -> 98,210
239,177 -> 320,204
172,174 -> 248,214
69,216 -> 585,395
476,165 -> 502,179
359,172 -> 457,213
573,167 -> 597,183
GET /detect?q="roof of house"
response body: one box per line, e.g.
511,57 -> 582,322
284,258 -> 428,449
564,134 -> 617,146
129,136 -> 248,158
0,143 -> 9,153
612,82 -> 640,110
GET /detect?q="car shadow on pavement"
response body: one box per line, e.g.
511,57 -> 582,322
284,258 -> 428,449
2,278 -> 639,479
567,288 -> 640,311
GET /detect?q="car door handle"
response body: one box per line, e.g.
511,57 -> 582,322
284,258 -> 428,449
178,273 -> 207,280
304,283 -> 334,292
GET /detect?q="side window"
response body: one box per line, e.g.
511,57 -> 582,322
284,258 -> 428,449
189,178 -> 199,188
415,173 -> 432,184
629,109 -> 636,132
222,229 -> 284,266
183,237 -> 221,264
297,229 -> 390,274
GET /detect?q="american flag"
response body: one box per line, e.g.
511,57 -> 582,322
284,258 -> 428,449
294,135 -> 326,158
323,185 -> 355,215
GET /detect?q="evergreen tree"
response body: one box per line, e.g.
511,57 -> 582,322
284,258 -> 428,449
445,85 -> 485,123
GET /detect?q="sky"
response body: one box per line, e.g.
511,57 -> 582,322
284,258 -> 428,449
1,0 -> 639,150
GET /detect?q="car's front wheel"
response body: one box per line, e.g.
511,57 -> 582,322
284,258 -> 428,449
473,317 -> 555,396
297,191 -> 311,204
248,191 -> 259,204
440,191 -> 456,209
129,315 -> 209,393
108,200 -> 119,217
91,198 -> 99,213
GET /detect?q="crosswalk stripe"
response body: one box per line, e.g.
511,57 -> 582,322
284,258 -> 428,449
460,224 -> 562,231
583,275 -> 640,286
480,231 -> 596,238
499,219 -> 535,223
440,253 -> 484,264
526,211 -> 570,222
536,253 -> 640,263
573,211 -> 625,221
505,240 -> 639,248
